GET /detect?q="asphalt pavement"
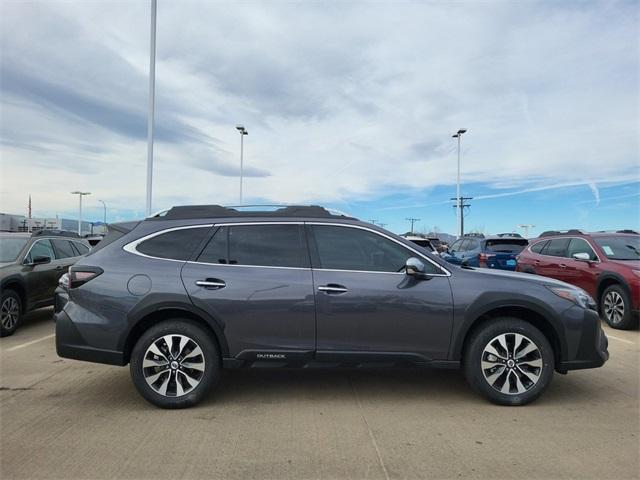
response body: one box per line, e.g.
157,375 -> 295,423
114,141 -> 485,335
1,308 -> 638,479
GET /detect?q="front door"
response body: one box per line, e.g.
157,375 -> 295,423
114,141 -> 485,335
307,224 -> 454,362
181,223 -> 316,361
22,239 -> 59,306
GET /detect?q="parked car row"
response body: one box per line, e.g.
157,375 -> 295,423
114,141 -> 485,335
0,230 -> 91,336
404,229 -> 639,330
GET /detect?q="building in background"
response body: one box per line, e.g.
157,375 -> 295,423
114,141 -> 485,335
0,213 -> 106,235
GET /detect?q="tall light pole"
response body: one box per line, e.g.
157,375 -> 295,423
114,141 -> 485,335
452,128 -> 467,238
98,200 -> 107,225
236,125 -> 248,204
518,224 -> 535,238
71,192 -> 91,236
145,0 -> 157,217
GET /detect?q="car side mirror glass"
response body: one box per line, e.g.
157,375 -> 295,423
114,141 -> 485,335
572,252 -> 590,262
31,255 -> 51,265
405,257 -> 426,276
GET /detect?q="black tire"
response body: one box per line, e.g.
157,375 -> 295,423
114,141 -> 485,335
464,318 -> 554,406
130,319 -> 220,409
1,289 -> 23,337
600,284 -> 637,330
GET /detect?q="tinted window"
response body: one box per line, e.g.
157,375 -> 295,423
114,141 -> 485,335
450,240 -> 463,252
594,235 -> 640,260
198,227 -> 228,264
27,239 -> 56,262
530,240 -> 548,254
485,239 -> 528,253
52,239 -> 77,259
72,242 -> 90,255
567,238 -> 597,261
466,239 -> 480,251
137,227 -> 210,261
543,238 -> 570,257
312,225 -> 439,273
228,225 -> 305,267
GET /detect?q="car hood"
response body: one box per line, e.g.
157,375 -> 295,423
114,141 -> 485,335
462,266 -> 579,290
0,262 -> 16,269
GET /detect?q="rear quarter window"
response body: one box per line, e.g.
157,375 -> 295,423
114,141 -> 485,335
530,240 -> 548,254
136,227 -> 210,261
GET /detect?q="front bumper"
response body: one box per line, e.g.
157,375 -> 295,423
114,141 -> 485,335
557,308 -> 609,373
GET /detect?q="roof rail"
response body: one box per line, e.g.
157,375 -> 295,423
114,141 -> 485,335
538,229 -> 585,237
463,233 -> 485,238
616,229 -> 639,234
31,229 -> 80,238
149,204 -> 357,221
495,232 -> 523,238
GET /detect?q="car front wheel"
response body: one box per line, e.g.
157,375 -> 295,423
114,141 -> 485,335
130,320 -> 220,408
465,318 -> 554,406
1,290 -> 22,337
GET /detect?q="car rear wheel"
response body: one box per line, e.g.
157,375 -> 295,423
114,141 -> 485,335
601,285 -> 636,330
1,290 -> 22,337
130,320 -> 220,408
464,318 -> 554,406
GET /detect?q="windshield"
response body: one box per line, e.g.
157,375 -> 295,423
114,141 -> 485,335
0,237 -> 29,263
594,236 -> 640,260
485,239 -> 528,253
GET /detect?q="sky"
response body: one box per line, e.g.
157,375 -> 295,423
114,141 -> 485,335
1,0 -> 638,237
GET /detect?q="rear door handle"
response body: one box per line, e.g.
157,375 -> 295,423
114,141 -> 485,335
559,264 -> 567,269
55,265 -> 64,270
195,279 -> 226,290
318,284 -> 348,294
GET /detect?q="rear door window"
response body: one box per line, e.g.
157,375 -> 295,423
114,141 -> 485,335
136,227 -> 210,261
51,239 -> 77,259
543,238 -> 570,257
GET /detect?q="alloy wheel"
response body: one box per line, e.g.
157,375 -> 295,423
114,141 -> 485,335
603,291 -> 625,325
481,333 -> 543,395
1,297 -> 19,331
142,334 -> 205,397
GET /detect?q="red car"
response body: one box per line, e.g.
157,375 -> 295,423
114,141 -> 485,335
517,230 -> 640,330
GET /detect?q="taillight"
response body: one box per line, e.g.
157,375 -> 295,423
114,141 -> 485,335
478,253 -> 488,267
61,266 -> 103,289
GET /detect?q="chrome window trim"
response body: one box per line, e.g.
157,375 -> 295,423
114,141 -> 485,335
306,222 -> 451,277
123,224 -> 214,262
186,260 -> 310,271
527,236 -> 601,263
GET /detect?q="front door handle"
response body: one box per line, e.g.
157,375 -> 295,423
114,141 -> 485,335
559,264 -> 567,269
195,279 -> 226,290
318,284 -> 348,294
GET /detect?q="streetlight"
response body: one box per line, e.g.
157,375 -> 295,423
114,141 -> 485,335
236,125 -> 248,204
518,224 -> 535,238
452,128 -> 467,238
71,191 -> 91,236
145,0 -> 157,216
98,200 -> 107,226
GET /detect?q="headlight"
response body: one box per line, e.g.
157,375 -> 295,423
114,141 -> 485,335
547,286 -> 596,310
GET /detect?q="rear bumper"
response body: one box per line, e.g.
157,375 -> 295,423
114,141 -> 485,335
557,309 -> 609,372
55,308 -> 125,366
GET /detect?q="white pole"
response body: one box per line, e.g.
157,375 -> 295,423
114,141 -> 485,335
78,194 -> 83,236
145,0 -> 157,217
456,134 -> 461,238
240,132 -> 244,204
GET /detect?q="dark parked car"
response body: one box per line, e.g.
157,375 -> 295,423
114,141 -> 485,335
1,230 -> 90,336
517,230 -> 640,330
443,234 -> 529,271
55,205 -> 608,408
401,234 -> 438,253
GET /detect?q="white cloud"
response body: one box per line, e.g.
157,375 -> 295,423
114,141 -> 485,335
1,1 -> 638,218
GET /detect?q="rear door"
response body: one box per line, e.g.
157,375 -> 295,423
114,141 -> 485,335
308,223 -> 453,361
536,238 -> 570,279
181,223 -> 316,361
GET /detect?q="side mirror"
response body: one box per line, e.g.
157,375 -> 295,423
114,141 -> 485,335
405,257 -> 426,276
31,255 -> 51,266
572,252 -> 591,262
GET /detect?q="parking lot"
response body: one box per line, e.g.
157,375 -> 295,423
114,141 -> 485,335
0,308 -> 638,480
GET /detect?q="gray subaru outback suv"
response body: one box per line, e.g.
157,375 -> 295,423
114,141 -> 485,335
55,205 -> 608,408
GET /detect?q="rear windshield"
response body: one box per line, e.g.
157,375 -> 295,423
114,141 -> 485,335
594,236 -> 640,260
485,239 -> 528,253
0,237 -> 29,262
